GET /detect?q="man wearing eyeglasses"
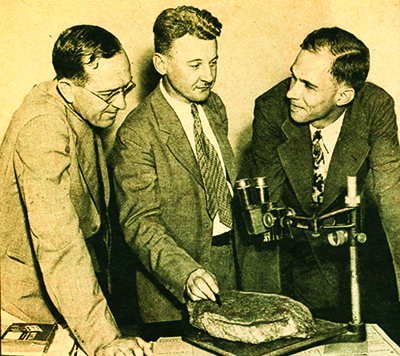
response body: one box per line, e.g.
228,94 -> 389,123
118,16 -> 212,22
0,25 -> 152,356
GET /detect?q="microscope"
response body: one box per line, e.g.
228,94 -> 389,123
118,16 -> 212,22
236,176 -> 367,342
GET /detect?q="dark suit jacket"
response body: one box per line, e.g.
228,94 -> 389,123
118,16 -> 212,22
247,78 -> 400,307
0,81 -> 120,356
111,84 -> 237,322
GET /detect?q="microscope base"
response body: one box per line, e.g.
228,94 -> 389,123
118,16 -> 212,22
326,322 -> 366,343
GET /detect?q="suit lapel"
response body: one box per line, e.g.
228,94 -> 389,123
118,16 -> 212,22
279,118 -> 314,215
203,102 -> 237,184
66,109 -> 103,213
150,86 -> 204,187
51,82 -> 105,214
320,110 -> 370,212
279,109 -> 370,216
95,134 -> 110,208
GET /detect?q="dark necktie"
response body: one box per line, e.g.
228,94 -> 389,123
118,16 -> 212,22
311,130 -> 325,204
191,103 -> 233,228
91,134 -> 112,292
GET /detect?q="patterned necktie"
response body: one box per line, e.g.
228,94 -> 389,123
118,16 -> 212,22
191,103 -> 233,228
311,130 -> 325,204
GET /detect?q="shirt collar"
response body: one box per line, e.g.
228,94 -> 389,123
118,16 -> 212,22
160,79 -> 193,116
310,110 -> 346,137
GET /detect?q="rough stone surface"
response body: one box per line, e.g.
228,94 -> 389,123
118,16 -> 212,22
187,290 -> 317,344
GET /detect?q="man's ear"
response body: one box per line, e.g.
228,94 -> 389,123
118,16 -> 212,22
57,79 -> 75,103
153,53 -> 168,76
337,86 -> 355,107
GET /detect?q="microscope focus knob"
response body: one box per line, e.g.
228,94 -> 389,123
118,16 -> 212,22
263,213 -> 275,228
356,233 -> 367,244
327,230 -> 348,246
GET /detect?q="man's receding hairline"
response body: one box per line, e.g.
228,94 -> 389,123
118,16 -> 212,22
305,45 -> 362,57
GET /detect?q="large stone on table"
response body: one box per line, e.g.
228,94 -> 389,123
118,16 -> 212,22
187,290 -> 316,344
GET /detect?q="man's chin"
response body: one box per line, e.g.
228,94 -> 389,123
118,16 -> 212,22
96,115 -> 117,128
289,108 -> 309,123
191,91 -> 211,103
290,114 -> 310,124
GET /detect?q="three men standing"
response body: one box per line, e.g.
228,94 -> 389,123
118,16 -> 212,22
2,6 -> 400,354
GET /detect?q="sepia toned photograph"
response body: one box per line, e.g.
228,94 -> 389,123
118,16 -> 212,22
1,1 -> 400,355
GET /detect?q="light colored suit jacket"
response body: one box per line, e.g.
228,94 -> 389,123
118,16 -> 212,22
111,84 -> 237,322
0,80 -> 119,356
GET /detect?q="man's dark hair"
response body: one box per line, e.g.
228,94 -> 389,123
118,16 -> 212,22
153,5 -> 222,55
53,25 -> 123,86
301,27 -> 370,91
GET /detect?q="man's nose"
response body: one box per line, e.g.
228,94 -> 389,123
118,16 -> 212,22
286,79 -> 301,100
200,64 -> 214,83
111,92 -> 127,110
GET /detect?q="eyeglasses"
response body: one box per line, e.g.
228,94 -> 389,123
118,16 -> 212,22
85,80 -> 136,104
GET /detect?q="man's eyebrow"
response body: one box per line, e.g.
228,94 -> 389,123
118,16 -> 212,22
301,79 -> 318,90
97,80 -> 132,94
97,87 -> 121,94
290,66 -> 318,89
187,55 -> 219,64
187,58 -> 202,64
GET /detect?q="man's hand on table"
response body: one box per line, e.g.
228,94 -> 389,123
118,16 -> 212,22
96,337 -> 153,356
186,268 -> 219,302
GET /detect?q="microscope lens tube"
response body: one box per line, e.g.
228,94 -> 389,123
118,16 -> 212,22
347,176 -> 357,198
236,179 -> 252,208
254,177 -> 269,204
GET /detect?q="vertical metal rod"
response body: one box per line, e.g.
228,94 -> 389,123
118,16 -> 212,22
350,209 -> 361,325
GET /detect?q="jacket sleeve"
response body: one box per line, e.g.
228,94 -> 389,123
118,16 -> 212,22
111,122 -> 201,303
15,115 -> 120,356
249,93 -> 288,204
367,91 -> 400,300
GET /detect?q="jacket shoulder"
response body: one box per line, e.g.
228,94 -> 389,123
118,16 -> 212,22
2,82 -> 70,154
355,82 -> 394,105
256,78 -> 291,107
17,82 -> 67,119
206,91 -> 225,110
253,78 -> 291,127
117,89 -> 157,136
350,82 -> 395,123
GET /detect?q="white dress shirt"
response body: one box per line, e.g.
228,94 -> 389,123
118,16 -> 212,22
160,80 -> 232,236
309,110 -> 346,179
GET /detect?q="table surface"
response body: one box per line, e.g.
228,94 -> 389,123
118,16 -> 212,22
44,323 -> 400,356
2,311 -> 399,356
152,324 -> 400,356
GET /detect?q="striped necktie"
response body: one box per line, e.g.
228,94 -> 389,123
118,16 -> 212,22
191,103 -> 233,228
311,130 -> 325,204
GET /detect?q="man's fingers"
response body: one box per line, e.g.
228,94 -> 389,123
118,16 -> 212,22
186,268 -> 219,301
193,277 -> 215,300
201,271 -> 219,295
193,274 -> 217,301
136,337 -> 154,356
96,337 -> 153,356
187,278 -> 209,301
